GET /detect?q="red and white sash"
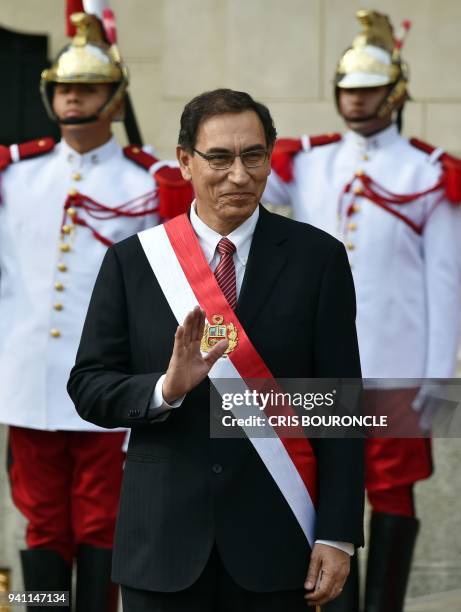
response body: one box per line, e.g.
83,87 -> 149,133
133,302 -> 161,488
138,213 -> 317,546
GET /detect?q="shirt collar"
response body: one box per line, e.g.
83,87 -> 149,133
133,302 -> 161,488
58,135 -> 119,166
344,123 -> 400,152
189,200 -> 259,266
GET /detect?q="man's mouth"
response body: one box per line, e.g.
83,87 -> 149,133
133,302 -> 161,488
222,192 -> 254,200
64,110 -> 83,118
343,112 -> 376,123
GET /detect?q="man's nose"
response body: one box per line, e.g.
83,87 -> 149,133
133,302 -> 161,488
350,89 -> 366,102
227,156 -> 250,184
65,87 -> 80,101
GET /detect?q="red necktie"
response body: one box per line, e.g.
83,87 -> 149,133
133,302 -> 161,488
215,237 -> 237,310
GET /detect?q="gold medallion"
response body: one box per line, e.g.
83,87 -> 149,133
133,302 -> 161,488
200,315 -> 238,355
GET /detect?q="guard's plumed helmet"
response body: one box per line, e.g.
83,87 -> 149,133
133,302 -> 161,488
40,12 -> 128,124
334,9 -> 409,118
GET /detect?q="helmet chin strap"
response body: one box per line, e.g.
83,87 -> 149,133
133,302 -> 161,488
340,112 -> 380,124
58,115 -> 99,125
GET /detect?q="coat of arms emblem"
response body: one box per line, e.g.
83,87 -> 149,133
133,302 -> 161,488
200,315 -> 238,355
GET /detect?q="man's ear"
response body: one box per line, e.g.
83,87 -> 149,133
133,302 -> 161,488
266,145 -> 274,176
176,146 -> 193,181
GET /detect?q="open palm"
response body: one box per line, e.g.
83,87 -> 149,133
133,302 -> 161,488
162,306 -> 228,403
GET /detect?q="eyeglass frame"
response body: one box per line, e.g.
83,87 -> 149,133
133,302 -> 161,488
192,147 -> 270,170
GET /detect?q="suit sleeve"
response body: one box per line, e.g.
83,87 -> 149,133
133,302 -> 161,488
312,241 -> 365,547
67,246 -> 161,428
423,198 -> 461,377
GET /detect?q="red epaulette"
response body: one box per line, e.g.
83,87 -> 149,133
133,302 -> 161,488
409,138 -> 437,157
0,137 -> 55,171
123,145 -> 193,218
123,144 -> 159,170
271,138 -> 303,183
271,134 -> 341,183
309,133 -> 342,148
410,138 -> 461,204
0,146 -> 10,171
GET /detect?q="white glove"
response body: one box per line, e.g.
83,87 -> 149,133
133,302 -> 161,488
411,381 -> 446,432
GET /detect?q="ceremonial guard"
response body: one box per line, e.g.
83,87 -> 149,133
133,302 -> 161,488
0,9 -> 190,612
264,10 -> 461,612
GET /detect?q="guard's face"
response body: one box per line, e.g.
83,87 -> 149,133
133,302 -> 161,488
338,85 -> 390,133
52,83 -> 112,122
177,110 -> 271,231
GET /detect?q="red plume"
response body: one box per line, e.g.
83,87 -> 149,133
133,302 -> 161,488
102,8 -> 117,44
395,19 -> 412,51
66,0 -> 84,36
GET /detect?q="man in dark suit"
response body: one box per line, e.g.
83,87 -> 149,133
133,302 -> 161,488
68,88 -> 364,611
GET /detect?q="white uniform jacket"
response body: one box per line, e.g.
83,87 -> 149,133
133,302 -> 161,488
264,125 -> 461,379
0,137 -> 159,430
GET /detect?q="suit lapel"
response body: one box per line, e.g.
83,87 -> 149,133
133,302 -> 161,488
236,206 -> 289,331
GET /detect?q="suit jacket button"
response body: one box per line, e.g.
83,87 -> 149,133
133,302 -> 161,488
212,463 -> 223,474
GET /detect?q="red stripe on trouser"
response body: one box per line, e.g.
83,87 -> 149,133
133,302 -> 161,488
8,427 -> 125,564
368,485 -> 415,518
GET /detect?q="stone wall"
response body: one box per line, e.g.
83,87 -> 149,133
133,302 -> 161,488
1,0 -> 461,157
1,0 -> 460,601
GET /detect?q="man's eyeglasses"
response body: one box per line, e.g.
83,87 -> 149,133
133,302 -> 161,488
192,148 -> 268,170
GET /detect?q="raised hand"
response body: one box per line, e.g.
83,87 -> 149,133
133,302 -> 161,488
162,306 -> 228,404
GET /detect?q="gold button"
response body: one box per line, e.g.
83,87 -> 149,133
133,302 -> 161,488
68,188 -> 77,196
351,203 -> 361,213
50,328 -> 61,338
57,263 -> 67,272
348,222 -> 357,231
59,243 -> 71,253
72,172 -> 82,181
355,169 -> 364,177
354,186 -> 363,195
67,207 -> 76,218
61,225 -> 72,234
38,139 -> 46,147
54,303 -> 63,311
131,147 -> 141,154
361,154 -> 369,161
346,242 -> 355,251
55,282 -> 64,291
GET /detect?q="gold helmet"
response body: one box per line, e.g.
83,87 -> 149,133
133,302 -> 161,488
335,10 -> 409,118
40,12 -> 128,124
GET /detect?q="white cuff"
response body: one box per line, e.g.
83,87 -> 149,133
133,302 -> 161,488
315,540 -> 354,556
148,374 -> 185,421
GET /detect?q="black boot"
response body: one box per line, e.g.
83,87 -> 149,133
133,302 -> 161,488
365,512 -> 419,612
75,544 -> 118,612
323,552 -> 360,611
20,549 -> 71,610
